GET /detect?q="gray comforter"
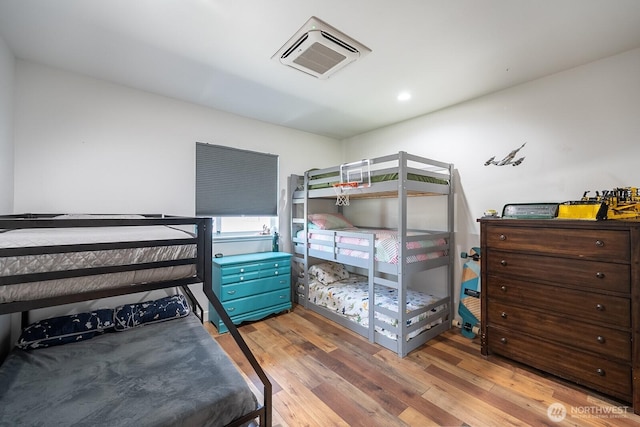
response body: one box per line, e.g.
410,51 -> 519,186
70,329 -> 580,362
0,314 -> 258,426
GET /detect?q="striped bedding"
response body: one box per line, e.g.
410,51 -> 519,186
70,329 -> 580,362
298,228 -> 447,264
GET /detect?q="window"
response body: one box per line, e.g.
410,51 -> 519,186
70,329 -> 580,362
196,143 -> 278,235
213,216 -> 277,235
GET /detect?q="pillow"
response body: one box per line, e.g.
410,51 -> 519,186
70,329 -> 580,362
308,213 -> 354,230
114,294 -> 190,331
308,262 -> 349,285
16,309 -> 115,350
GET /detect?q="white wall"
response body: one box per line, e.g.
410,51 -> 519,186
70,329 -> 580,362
0,36 -> 13,214
0,34 -> 14,361
13,60 -> 344,251
12,60 -> 342,321
343,48 -> 640,300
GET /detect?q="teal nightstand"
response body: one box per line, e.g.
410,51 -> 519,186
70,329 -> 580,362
209,252 -> 292,333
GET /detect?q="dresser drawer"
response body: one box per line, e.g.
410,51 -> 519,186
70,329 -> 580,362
259,266 -> 290,278
221,274 -> 291,301
487,326 -> 632,401
223,288 -> 291,317
486,250 -> 630,293
485,225 -> 629,262
220,271 -> 260,285
259,259 -> 291,270
221,262 -> 261,276
487,300 -> 631,361
487,277 -> 630,327
259,258 -> 290,278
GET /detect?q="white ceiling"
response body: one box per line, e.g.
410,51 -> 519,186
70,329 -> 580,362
1,0 -> 640,140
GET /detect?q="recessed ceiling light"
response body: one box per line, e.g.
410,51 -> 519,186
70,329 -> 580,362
397,91 -> 411,101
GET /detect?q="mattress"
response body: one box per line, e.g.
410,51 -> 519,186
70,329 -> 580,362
302,274 -> 445,341
0,222 -> 197,303
298,228 -> 447,264
0,313 -> 258,426
306,170 -> 449,190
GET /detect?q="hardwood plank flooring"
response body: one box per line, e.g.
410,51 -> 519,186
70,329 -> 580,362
206,306 -> 640,426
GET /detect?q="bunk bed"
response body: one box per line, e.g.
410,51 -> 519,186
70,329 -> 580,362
289,152 -> 454,357
0,214 -> 271,427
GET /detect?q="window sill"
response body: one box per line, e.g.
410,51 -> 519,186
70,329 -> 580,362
212,233 -> 273,244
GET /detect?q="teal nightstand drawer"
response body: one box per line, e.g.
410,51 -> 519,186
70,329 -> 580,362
220,271 -> 260,285
221,274 -> 291,301
259,259 -> 291,270
223,289 -> 290,317
259,267 -> 289,278
221,263 -> 260,276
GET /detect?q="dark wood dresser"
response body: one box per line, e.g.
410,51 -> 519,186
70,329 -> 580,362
479,219 -> 640,413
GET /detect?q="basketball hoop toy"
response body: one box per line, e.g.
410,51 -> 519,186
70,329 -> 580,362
333,182 -> 358,206
332,159 -> 371,206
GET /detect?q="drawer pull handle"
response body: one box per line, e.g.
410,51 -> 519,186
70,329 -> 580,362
596,335 -> 606,344
240,268 -> 245,273
500,337 -> 507,344
501,311 -> 508,319
595,272 -> 605,279
499,234 -> 507,241
274,263 -> 279,267
500,260 -> 507,266
595,303 -> 605,311
595,240 -> 604,247
227,307 -> 235,312
239,276 -> 244,281
279,295 -> 286,299
500,285 -> 507,292
275,271 -> 279,275
596,368 -> 605,376
280,280 -> 287,284
227,290 -> 236,295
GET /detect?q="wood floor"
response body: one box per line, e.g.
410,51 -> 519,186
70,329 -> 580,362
206,306 -> 640,427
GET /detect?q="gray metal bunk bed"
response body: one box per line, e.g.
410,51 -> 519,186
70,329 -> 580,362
0,214 -> 271,427
290,152 -> 455,357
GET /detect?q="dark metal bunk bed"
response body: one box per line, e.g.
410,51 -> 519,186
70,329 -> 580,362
0,214 -> 271,427
289,151 -> 455,357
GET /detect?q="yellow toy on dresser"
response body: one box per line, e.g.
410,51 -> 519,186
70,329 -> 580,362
558,187 -> 640,220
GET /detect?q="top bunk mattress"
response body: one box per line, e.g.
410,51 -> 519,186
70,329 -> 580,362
0,218 -> 197,304
0,313 -> 258,426
292,152 -> 453,199
307,170 -> 448,190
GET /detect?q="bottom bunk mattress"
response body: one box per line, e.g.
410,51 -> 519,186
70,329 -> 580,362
301,272 -> 445,341
0,313 -> 258,426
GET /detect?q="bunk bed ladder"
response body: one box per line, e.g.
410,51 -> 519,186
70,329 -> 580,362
367,234 -> 376,343
204,285 -> 272,427
199,219 -> 272,427
446,162 -> 456,328
397,151 -> 409,357
288,173 -> 309,308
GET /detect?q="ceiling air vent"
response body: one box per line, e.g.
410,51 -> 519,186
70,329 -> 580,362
272,16 -> 371,79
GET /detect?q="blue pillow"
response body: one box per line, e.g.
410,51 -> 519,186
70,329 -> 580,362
17,309 -> 115,350
114,294 -> 190,331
